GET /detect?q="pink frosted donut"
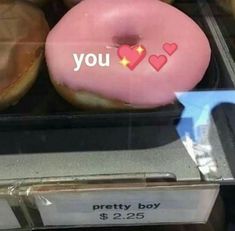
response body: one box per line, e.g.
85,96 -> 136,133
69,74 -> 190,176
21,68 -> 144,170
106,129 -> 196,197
46,0 -> 211,109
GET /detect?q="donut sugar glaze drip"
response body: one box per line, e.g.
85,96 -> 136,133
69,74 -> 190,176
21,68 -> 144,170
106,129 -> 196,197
46,0 -> 211,108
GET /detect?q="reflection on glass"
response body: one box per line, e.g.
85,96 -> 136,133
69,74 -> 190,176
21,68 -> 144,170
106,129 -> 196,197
176,91 -> 235,180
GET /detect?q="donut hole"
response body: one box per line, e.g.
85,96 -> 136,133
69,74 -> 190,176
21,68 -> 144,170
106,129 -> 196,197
112,34 -> 141,47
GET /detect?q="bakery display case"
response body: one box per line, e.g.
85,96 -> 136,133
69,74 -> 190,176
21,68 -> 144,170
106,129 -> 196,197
0,0 -> 234,230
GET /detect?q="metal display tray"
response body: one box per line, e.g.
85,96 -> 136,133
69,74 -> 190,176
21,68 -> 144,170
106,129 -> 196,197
0,0 -> 222,155
0,0 -> 232,185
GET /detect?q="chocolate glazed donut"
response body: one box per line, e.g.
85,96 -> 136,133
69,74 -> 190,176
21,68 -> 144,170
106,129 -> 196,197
46,0 -> 211,110
0,0 -> 49,110
26,0 -> 49,7
216,0 -> 235,17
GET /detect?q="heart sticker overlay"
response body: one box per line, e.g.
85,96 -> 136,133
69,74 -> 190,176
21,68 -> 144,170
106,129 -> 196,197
149,55 -> 168,72
163,43 -> 178,56
118,45 -> 146,70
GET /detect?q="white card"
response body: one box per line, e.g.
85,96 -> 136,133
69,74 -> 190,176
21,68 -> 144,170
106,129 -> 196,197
35,185 -> 219,227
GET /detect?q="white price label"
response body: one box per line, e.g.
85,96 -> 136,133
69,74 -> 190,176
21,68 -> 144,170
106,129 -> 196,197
0,199 -> 20,229
35,185 -> 219,227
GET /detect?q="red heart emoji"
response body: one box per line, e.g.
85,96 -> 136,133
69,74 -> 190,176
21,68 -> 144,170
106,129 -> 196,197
117,45 -> 146,70
163,43 -> 178,56
149,55 -> 167,72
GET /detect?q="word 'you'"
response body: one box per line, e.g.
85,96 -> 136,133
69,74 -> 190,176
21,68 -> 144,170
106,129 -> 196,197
73,53 -> 110,71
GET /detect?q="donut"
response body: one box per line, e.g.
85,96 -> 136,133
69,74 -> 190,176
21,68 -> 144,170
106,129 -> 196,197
46,0 -> 211,109
63,0 -> 174,9
216,0 -> 235,17
0,0 -> 49,110
26,0 -> 49,7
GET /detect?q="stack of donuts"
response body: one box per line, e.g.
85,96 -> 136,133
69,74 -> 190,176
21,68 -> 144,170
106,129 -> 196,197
0,0 -> 213,111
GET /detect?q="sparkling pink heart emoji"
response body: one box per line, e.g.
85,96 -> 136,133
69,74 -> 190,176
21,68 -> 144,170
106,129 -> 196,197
118,45 -> 146,70
149,55 -> 168,72
163,43 -> 178,56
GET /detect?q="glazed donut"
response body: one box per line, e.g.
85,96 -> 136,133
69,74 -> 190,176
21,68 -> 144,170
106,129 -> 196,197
63,0 -> 174,8
46,0 -> 211,109
216,0 -> 235,17
26,0 -> 49,7
0,0 -> 49,110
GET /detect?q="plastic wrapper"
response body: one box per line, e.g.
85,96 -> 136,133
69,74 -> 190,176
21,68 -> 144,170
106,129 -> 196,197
0,187 -> 22,230
18,182 -> 219,229
0,182 -> 224,230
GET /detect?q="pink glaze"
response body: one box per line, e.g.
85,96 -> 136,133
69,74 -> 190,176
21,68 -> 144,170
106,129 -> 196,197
46,0 -> 211,108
